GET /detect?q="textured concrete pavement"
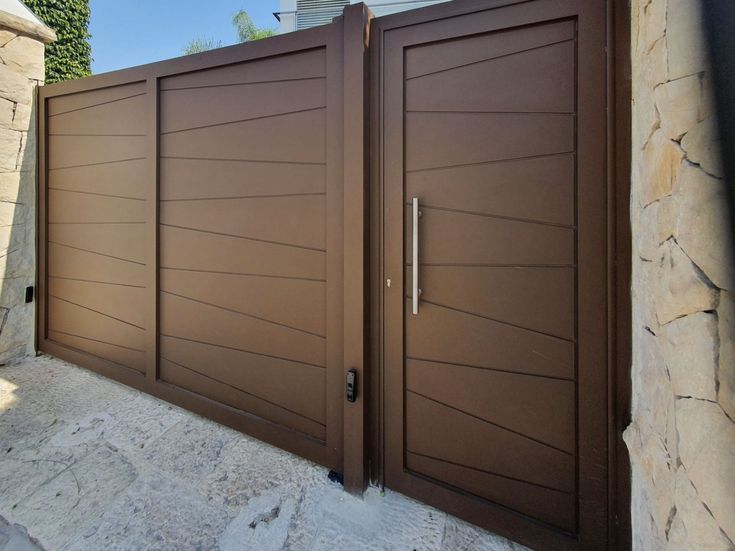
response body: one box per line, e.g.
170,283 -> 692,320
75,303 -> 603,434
0,355 -> 528,550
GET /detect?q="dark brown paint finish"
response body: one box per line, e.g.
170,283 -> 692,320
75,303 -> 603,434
38,1 -> 631,549
38,15 -> 352,472
377,0 -> 618,549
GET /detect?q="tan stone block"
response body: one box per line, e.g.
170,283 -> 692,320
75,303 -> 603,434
655,240 -> 718,325
16,132 -> 35,171
0,96 -> 14,126
667,0 -> 708,80
633,32 -> 669,93
642,0 -> 667,53
654,74 -> 701,140
675,398 -> 735,542
10,101 -> 32,131
630,326 -> 675,440
631,0 -> 642,56
667,467 -> 733,551
0,127 -> 21,171
656,195 -> 676,245
0,35 -> 44,81
719,291 -> 735,421
0,200 -> 25,227
645,32 -> 669,88
632,39 -> 667,148
626,329 -> 678,542
674,162 -> 734,290
659,312 -> 718,401
636,201 -> 661,261
681,117 -> 724,178
632,81 -> 659,151
640,131 -> 684,206
0,63 -> 32,105
0,171 -> 20,202
633,256 -> 661,332
0,30 -> 16,47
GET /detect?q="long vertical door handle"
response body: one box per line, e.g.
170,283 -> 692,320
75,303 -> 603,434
412,197 -> 420,315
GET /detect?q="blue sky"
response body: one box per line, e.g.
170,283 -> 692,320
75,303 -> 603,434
89,0 -> 280,74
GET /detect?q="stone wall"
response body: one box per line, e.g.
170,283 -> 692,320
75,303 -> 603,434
625,0 -> 735,549
0,10 -> 53,363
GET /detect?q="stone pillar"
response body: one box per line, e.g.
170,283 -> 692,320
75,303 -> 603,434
625,0 -> 735,549
0,8 -> 55,363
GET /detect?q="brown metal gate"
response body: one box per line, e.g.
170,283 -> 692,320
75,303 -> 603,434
37,1 -> 630,548
37,8 -> 374,472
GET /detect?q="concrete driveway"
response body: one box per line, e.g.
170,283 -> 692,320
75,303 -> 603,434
0,355 -> 527,551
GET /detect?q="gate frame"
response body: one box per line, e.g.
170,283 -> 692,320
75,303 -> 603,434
367,0 -> 631,549
35,0 -> 631,546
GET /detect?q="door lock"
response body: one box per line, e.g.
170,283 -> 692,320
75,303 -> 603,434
346,368 -> 357,403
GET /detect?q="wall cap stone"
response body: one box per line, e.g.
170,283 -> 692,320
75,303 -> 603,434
0,9 -> 56,44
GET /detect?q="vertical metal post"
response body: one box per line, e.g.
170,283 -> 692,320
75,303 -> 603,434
342,2 -> 372,495
145,76 -> 159,383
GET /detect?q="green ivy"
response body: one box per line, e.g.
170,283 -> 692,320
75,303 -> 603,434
24,0 -> 92,84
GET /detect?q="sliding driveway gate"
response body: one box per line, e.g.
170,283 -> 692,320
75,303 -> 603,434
38,1 -> 630,549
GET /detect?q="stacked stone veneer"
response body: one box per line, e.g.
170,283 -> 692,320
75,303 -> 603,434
624,0 -> 735,549
0,10 -> 53,363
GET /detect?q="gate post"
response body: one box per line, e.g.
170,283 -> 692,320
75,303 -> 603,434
342,2 -> 372,495
145,76 -> 159,383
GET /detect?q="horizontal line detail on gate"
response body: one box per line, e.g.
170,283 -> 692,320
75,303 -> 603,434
48,187 -> 146,201
160,156 -> 326,167
405,110 -> 574,115
49,294 -> 145,330
48,157 -> 147,171
404,151 -> 574,174
48,241 -> 146,266
405,37 -> 575,82
160,106 -> 326,135
407,356 -> 574,383
48,133 -> 147,137
48,92 -> 147,117
49,328 -> 144,353
161,192 -> 326,202
160,75 -> 325,92
48,336 -> 144,374
49,275 -> 145,289
404,203 -> 575,229
406,450 -> 573,495
161,356 -> 326,427
415,299 -> 574,343
160,223 -> 327,253
407,390 -> 574,459
49,221 -> 145,225
160,267 -> 325,283
161,334 -> 326,370
406,263 -> 575,269
161,290 -> 326,339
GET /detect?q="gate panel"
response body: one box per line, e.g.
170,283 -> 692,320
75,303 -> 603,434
158,46 -> 336,451
44,81 -> 148,374
376,1 -> 610,549
38,22 -> 349,471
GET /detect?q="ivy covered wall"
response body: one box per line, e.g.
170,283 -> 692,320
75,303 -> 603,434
24,0 -> 90,83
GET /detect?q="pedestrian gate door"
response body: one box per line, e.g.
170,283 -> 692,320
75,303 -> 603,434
376,1 -> 612,549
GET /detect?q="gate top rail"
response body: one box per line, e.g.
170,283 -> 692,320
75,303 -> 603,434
38,21 -> 335,99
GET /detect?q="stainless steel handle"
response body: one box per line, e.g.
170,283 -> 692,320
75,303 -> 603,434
412,197 -> 420,315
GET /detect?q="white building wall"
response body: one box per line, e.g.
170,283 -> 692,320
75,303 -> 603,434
278,0 -> 449,33
353,0 -> 450,17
